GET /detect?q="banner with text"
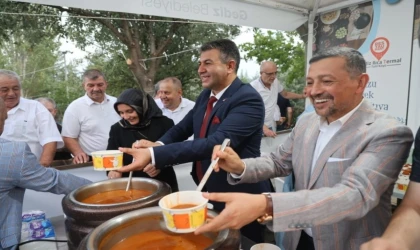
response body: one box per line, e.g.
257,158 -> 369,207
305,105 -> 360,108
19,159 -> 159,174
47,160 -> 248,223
313,0 -> 415,124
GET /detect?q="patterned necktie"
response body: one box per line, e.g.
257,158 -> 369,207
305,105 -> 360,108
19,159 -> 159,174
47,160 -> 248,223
196,96 -> 218,181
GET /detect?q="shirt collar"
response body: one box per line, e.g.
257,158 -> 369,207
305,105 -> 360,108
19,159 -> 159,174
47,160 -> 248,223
7,97 -> 27,114
83,93 -> 110,106
318,99 -> 364,128
258,77 -> 271,90
210,84 -> 231,100
162,97 -> 186,112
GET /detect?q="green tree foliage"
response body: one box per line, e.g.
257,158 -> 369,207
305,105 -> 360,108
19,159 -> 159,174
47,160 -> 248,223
240,29 -> 307,125
0,0 -> 62,46
0,33 -> 84,121
48,6 -> 240,96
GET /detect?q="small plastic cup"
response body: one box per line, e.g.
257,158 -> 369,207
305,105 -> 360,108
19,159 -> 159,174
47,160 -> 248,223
158,191 -> 208,233
250,243 -> 281,250
91,150 -> 123,171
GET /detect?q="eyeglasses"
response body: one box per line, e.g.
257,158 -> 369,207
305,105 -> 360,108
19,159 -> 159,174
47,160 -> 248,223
262,71 -> 278,77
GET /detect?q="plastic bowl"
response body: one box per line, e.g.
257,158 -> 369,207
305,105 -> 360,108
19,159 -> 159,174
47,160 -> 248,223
91,150 -> 123,171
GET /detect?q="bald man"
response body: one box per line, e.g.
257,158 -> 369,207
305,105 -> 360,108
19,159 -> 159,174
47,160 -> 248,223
250,61 -> 305,137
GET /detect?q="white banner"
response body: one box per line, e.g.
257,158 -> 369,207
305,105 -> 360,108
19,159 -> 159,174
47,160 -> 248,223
362,0 -> 414,125
15,0 -> 307,31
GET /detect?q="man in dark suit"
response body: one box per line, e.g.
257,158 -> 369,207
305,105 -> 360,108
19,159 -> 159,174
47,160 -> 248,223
118,39 -> 272,243
276,93 -> 293,131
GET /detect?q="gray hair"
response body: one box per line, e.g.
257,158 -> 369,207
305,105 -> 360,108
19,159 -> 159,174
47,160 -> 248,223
35,97 -> 57,109
309,47 -> 366,77
154,81 -> 161,97
82,69 -> 107,83
161,77 -> 182,90
0,69 -> 21,86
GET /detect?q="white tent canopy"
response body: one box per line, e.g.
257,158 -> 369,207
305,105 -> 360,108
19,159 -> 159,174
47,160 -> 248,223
15,0 -> 370,31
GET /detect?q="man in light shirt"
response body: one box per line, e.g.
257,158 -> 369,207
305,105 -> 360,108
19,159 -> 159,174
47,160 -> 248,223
250,61 -> 305,137
192,47 -> 413,250
61,69 -> 120,164
0,69 -> 63,166
159,77 -> 195,125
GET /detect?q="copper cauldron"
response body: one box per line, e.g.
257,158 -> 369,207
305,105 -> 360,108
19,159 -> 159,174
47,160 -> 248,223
78,206 -> 241,250
62,178 -> 171,249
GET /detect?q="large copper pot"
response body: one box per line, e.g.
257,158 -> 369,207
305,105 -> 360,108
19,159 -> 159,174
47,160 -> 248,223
62,178 -> 171,249
78,206 -> 241,250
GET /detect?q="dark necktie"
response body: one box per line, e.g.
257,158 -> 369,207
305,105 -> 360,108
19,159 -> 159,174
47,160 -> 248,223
196,96 -> 218,181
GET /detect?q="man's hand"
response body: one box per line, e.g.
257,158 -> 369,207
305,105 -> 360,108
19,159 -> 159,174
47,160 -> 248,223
211,146 -> 245,175
143,164 -> 161,177
72,152 -> 89,164
361,238 -> 407,250
263,126 -> 276,138
133,139 -> 161,149
108,170 -> 122,179
194,192 -> 266,235
116,147 -> 151,172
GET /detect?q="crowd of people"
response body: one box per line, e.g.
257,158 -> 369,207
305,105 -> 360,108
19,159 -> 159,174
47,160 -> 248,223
0,38 -> 419,250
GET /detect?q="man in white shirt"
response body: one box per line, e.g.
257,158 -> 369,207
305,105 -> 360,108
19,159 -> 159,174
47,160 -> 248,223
159,77 -> 195,125
61,69 -> 120,164
193,47 -> 413,250
250,61 -> 305,138
0,69 -> 63,166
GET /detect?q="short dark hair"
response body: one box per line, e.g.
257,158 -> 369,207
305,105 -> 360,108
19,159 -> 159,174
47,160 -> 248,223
200,39 -> 240,73
82,69 -> 107,83
309,47 -> 366,78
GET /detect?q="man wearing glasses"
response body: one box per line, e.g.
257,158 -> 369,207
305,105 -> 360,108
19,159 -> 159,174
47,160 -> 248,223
250,61 -> 305,137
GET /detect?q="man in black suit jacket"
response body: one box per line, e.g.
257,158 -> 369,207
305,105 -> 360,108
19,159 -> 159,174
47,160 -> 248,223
118,39 -> 272,243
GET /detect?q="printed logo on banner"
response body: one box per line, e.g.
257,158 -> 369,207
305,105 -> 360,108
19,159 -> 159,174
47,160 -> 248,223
370,37 -> 390,60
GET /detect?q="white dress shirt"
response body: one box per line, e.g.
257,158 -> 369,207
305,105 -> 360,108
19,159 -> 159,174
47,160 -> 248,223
1,98 -> 64,159
61,94 -> 120,155
250,78 -> 284,129
161,97 -> 195,125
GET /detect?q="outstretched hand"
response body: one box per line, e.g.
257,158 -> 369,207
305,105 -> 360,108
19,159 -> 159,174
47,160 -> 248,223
133,139 -> 161,149
194,192 -> 266,235
116,147 -> 151,172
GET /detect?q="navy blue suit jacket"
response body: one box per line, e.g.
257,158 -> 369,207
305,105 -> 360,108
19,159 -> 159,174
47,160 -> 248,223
154,77 -> 272,211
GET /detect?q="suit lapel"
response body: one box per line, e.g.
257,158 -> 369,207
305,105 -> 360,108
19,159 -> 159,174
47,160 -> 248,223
202,78 -> 242,135
302,119 -> 320,189
307,100 -> 375,189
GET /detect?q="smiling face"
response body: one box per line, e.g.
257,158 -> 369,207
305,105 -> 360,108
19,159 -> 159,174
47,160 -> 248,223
117,103 -> 140,125
306,56 -> 368,123
0,75 -> 21,111
159,80 -> 182,110
198,49 -> 236,93
260,61 -> 278,86
83,76 -> 108,103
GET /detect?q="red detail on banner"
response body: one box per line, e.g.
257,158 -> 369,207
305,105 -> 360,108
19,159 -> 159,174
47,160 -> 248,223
370,37 -> 390,60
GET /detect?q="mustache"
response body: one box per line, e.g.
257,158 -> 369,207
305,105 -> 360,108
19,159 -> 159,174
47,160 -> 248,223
91,90 -> 103,94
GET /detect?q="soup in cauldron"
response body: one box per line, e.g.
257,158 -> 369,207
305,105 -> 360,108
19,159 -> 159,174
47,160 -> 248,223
81,189 -> 152,204
108,230 -> 213,250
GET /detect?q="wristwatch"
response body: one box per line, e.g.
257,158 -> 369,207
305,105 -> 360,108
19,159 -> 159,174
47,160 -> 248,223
257,193 -> 273,224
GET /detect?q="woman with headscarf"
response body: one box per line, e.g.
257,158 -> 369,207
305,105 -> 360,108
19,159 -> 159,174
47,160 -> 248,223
106,88 -> 179,192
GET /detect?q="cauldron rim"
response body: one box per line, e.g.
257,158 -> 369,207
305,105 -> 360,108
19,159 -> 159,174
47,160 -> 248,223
85,206 -> 240,250
68,177 -> 164,207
